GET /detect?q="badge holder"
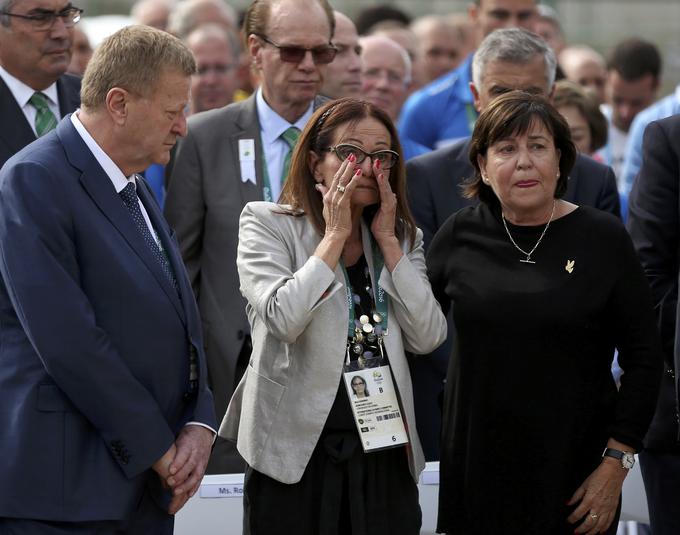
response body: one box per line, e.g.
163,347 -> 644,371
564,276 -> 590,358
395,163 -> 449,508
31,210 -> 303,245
340,241 -> 409,453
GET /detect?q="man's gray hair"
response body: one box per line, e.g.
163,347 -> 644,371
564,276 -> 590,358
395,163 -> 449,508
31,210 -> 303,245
186,22 -> 241,63
167,0 -> 237,39
472,28 -> 557,90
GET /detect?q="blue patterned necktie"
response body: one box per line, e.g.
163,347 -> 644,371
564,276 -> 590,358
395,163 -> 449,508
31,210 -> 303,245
281,126 -> 301,182
29,92 -> 58,137
119,181 -> 197,392
119,181 -> 178,291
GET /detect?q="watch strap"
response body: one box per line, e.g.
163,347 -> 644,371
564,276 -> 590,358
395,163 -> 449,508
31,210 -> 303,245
602,447 -> 635,468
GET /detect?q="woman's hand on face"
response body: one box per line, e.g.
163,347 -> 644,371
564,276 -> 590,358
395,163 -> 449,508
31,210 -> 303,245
317,154 -> 362,241
369,159 -> 398,246
566,459 -> 628,535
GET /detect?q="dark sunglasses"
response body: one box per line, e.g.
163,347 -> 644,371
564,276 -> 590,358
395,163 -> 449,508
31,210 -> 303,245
325,143 -> 399,170
255,34 -> 337,65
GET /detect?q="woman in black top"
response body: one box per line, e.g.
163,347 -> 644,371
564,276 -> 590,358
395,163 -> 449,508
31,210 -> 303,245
427,91 -> 663,535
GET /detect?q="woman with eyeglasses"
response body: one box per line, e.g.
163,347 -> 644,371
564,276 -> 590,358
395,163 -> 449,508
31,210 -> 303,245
219,97 -> 446,534
350,375 -> 369,399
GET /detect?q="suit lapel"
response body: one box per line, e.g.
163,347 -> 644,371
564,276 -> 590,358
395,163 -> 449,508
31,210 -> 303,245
436,139 -> 472,221
57,120 -> 186,323
232,96 -> 265,205
0,76 -> 36,157
564,155 -> 582,201
135,179 -> 187,324
56,74 -> 81,117
231,94 -> 328,206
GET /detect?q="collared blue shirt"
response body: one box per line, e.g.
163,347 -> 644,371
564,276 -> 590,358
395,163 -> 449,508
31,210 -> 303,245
398,53 -> 476,151
256,88 -> 313,201
621,84 -> 680,193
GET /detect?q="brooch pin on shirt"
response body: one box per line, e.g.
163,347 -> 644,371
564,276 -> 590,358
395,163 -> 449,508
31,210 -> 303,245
565,260 -> 575,274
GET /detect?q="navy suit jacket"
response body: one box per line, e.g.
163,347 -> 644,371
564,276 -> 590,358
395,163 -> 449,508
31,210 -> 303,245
0,72 -> 81,170
0,118 -> 216,521
628,114 -> 680,450
407,137 -> 621,249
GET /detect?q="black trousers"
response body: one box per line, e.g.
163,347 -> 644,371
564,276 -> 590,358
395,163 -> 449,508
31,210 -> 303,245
639,450 -> 680,535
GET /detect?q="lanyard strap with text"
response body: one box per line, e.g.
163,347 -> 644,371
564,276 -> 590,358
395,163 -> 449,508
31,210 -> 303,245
340,238 -> 389,341
261,148 -> 274,202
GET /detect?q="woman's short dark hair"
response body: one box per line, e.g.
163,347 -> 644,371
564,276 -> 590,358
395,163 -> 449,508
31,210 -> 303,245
464,90 -> 577,208
279,97 -> 417,247
553,80 -> 608,153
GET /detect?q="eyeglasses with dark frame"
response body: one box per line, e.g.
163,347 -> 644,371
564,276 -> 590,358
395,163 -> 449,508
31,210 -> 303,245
325,143 -> 399,170
1,6 -> 83,31
254,34 -> 337,65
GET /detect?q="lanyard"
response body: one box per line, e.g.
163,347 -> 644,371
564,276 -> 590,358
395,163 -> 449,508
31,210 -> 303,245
464,102 -> 477,134
261,151 -> 274,202
340,237 -> 389,340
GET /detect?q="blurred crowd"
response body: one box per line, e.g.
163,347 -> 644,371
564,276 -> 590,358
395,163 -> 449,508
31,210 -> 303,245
2,0 -> 680,533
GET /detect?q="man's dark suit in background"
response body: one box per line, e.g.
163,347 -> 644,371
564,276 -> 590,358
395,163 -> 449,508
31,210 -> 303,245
0,0 -> 82,169
0,73 -> 80,169
165,0 -> 335,474
628,114 -> 680,535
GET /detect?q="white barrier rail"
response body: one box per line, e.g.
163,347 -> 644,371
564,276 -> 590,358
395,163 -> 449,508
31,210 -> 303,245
175,460 -> 648,534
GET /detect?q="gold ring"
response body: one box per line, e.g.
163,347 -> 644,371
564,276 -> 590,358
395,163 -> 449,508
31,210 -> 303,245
337,185 -> 346,193
590,513 -> 599,520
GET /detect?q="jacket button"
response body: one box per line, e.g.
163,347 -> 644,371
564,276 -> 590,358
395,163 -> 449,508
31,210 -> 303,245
237,330 -> 244,340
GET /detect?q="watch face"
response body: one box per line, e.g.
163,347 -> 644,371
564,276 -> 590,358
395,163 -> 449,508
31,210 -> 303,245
622,453 -> 635,469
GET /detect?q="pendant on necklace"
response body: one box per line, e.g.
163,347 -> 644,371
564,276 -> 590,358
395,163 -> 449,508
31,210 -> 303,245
519,258 -> 536,264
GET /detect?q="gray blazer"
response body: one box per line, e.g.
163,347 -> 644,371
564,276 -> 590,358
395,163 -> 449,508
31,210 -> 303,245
219,202 -> 447,484
165,96 -> 327,472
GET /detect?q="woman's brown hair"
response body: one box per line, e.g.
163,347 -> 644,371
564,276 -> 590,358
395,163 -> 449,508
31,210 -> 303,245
279,97 -> 417,247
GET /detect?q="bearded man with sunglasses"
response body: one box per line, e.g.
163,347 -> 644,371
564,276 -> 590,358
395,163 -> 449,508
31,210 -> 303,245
0,0 -> 81,169
165,0 -> 334,475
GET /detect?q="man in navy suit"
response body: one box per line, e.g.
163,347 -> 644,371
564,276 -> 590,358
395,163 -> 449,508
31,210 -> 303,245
0,0 -> 82,169
628,114 -> 680,535
0,25 -> 216,533
406,28 -> 620,461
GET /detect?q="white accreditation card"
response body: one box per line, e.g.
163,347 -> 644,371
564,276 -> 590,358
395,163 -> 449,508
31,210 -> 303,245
238,139 -> 256,185
343,365 -> 408,452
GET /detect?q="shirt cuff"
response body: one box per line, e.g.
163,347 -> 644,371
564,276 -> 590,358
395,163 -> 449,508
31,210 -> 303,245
185,421 -> 218,444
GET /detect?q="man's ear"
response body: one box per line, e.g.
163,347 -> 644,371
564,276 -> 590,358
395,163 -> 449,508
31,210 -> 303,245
468,2 -> 479,24
106,87 -> 129,126
547,83 -> 556,103
470,82 -> 483,113
248,34 -> 263,71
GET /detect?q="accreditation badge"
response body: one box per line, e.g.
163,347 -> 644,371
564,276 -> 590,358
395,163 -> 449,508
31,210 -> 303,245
343,364 -> 408,452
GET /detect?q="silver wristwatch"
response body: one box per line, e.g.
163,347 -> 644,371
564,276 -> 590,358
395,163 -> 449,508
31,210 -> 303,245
602,447 -> 635,469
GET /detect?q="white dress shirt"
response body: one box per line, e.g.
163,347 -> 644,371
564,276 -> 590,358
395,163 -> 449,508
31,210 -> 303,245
70,112 -> 160,242
256,87 -> 314,201
0,65 -> 60,136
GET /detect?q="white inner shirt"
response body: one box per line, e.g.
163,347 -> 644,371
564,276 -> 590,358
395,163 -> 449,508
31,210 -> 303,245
0,65 -> 60,136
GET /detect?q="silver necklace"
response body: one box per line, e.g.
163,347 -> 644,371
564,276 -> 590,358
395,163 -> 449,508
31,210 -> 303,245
501,200 -> 556,264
